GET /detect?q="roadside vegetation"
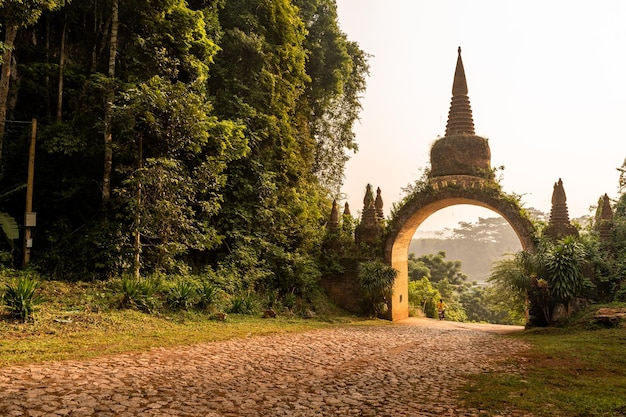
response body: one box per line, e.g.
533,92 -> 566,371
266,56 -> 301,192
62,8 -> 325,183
0,271 -> 371,367
462,305 -> 626,417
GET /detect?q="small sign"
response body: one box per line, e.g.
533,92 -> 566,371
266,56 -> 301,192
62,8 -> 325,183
25,212 -> 37,227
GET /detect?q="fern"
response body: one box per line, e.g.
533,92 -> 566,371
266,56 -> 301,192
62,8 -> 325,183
0,212 -> 19,241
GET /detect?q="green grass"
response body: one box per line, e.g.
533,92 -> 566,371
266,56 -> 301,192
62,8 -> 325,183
0,278 -> 374,367
461,306 -> 626,417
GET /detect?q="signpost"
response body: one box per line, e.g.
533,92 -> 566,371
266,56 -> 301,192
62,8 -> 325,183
23,118 -> 36,267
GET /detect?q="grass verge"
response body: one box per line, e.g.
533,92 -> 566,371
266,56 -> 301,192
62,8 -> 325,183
461,306 -> 626,417
0,278 -> 379,367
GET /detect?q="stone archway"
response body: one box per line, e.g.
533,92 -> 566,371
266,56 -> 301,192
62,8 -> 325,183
375,47 -> 539,320
383,179 -> 536,321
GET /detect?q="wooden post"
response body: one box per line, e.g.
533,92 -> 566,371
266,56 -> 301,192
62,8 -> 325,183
23,118 -> 36,267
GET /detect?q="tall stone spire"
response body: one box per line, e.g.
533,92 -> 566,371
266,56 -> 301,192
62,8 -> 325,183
595,193 -> 614,242
429,47 -> 492,180
375,187 -> 384,221
355,184 -> 382,244
445,47 -> 475,136
544,178 -> 579,239
329,199 -> 339,231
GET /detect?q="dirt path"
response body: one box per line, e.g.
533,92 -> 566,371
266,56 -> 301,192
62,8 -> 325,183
0,318 -> 530,416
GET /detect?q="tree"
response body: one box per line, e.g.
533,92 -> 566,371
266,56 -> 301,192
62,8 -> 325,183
292,0 -> 369,193
207,0 -> 330,296
408,276 -> 440,318
0,0 -> 63,164
408,253 -> 431,281
101,0 -> 117,201
488,252 -> 534,323
114,76 -> 247,275
414,251 -> 467,285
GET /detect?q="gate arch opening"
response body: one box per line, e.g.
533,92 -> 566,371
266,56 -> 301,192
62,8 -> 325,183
384,186 -> 536,321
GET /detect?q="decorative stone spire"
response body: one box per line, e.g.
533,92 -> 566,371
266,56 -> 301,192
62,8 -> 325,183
343,202 -> 351,217
429,47 -> 492,181
329,199 -> 339,231
595,193 -> 613,241
355,184 -> 382,244
360,184 -> 377,227
544,178 -> 578,239
363,184 -> 374,210
445,47 -> 475,137
375,187 -> 384,221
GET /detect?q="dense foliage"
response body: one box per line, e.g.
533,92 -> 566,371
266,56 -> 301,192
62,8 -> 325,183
407,172 -> 626,326
0,0 -> 368,306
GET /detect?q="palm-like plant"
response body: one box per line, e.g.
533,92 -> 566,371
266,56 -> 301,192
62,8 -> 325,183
358,260 -> 398,316
544,236 -> 586,313
2,274 -> 42,321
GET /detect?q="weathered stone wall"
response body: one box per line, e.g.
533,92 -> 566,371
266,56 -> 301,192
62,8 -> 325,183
320,258 -> 367,314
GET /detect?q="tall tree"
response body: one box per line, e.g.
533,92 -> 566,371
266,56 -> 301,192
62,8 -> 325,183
0,0 -> 62,166
114,76 -> 247,274
208,0 -> 325,294
101,0 -> 117,201
414,251 -> 468,285
293,0 -> 369,193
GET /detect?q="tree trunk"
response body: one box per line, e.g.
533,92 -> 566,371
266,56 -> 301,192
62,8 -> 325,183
56,12 -> 67,122
134,134 -> 143,279
0,23 -> 19,166
102,0 -> 118,201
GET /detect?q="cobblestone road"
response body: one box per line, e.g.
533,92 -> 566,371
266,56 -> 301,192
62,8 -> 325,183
0,318 -> 531,416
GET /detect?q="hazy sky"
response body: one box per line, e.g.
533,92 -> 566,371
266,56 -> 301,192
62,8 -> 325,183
336,0 -> 625,231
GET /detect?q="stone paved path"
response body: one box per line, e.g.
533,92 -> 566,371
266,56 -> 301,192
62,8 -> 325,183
0,318 -> 531,416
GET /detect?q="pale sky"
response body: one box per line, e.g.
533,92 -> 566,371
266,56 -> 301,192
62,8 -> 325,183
336,0 -> 625,231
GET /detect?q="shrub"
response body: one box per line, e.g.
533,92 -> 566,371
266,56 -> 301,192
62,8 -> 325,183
358,260 -> 398,316
283,292 -> 297,310
228,292 -> 258,315
197,281 -> 221,310
167,279 -> 197,310
119,275 -> 161,313
2,274 -> 43,322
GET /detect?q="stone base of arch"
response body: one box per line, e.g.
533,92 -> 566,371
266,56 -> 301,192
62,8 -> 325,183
383,179 -> 536,321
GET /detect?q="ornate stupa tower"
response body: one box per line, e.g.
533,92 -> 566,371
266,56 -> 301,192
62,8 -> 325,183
595,193 -> 614,242
544,178 -> 579,239
355,184 -> 383,244
429,47 -> 493,182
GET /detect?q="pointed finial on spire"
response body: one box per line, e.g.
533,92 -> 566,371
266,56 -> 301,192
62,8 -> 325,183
329,199 -> 339,231
375,187 -> 384,221
445,46 -> 475,136
343,202 -> 351,217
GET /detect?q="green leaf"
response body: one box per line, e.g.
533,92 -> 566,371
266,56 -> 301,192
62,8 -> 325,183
0,212 -> 19,241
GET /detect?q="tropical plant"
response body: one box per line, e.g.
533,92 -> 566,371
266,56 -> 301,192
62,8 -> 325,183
488,251 -> 535,321
543,236 -> 587,315
167,279 -> 197,310
1,274 -> 43,321
119,275 -> 161,313
228,292 -> 258,315
197,281 -> 221,311
357,260 -> 398,316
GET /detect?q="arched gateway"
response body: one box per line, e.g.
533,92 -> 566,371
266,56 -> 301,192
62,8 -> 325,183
383,48 -> 536,321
